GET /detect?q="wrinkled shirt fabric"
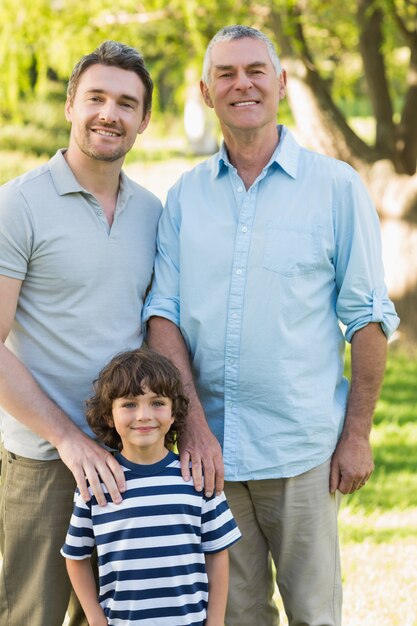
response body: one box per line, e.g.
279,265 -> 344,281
144,126 -> 400,481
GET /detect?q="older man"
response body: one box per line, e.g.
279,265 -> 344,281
144,25 -> 399,626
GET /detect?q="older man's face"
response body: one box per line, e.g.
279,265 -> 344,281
200,37 -> 286,136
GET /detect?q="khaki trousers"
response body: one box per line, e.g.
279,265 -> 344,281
224,459 -> 342,626
0,446 -> 88,626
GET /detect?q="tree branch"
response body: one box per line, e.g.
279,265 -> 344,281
386,0 -> 417,174
357,0 -> 397,160
397,44 -> 417,174
269,3 -> 377,165
386,0 -> 415,43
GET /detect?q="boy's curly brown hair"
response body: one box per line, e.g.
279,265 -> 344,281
86,348 -> 188,451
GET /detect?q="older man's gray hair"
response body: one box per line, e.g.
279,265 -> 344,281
202,25 -> 282,85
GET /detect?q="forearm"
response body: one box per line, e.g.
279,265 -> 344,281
66,558 -> 107,626
343,322 -> 387,439
0,275 -> 125,503
330,322 -> 387,493
0,342 -> 76,447
147,316 -> 224,495
205,550 -> 229,626
147,316 -> 204,418
0,341 -> 125,505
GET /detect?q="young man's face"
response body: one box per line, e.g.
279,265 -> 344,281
111,387 -> 174,464
200,37 -> 286,136
65,63 -> 150,164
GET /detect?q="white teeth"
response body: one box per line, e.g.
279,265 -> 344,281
233,101 -> 257,107
95,129 -> 119,136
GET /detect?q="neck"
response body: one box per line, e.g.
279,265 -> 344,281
121,445 -> 169,466
222,124 -> 280,189
64,147 -> 122,225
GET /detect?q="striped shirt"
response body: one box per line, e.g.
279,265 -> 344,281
61,451 -> 241,625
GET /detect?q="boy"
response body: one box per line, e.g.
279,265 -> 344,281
61,349 -> 241,626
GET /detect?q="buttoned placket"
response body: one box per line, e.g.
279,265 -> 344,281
222,167 -> 266,476
81,180 -> 130,236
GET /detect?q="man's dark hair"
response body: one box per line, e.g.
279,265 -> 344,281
67,40 -> 153,117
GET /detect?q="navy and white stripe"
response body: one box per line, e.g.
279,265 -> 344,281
62,451 -> 240,625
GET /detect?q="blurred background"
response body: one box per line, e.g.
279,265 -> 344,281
1,1 -> 416,623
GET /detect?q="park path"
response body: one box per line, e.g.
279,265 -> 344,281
125,157 -> 199,204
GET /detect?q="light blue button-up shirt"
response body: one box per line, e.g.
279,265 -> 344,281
144,126 -> 400,481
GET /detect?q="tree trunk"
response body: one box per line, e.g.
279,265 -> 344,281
357,0 -> 397,164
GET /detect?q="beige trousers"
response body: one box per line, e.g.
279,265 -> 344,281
0,446 -> 88,626
224,459 -> 342,626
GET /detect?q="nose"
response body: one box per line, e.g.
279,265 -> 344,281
99,100 -> 118,123
134,406 -> 150,421
234,68 -> 253,90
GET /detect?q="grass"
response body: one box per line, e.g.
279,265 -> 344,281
339,340 -> 417,547
340,342 -> 417,519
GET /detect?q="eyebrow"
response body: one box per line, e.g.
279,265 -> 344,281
214,61 -> 268,72
84,88 -> 140,104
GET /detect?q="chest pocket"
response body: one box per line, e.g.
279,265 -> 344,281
263,223 -> 322,277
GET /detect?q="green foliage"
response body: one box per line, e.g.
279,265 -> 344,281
0,124 -> 68,158
340,517 -> 417,543
0,80 -> 69,179
1,0 -> 414,125
0,151 -> 47,186
375,348 -> 417,426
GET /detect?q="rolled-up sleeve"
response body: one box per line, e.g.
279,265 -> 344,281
334,169 -> 400,342
142,182 -> 181,328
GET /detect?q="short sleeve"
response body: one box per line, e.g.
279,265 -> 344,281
60,490 -> 95,560
201,491 -> 241,554
0,184 -> 34,280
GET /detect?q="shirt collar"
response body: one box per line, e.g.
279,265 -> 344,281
48,149 -> 132,203
211,124 -> 300,180
48,150 -> 84,195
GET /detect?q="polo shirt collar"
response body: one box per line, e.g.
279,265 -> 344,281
48,150 -> 85,195
48,149 -> 132,203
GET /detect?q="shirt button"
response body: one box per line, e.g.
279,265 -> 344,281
97,209 -> 103,216
236,186 -> 244,193
232,313 -> 238,319
241,226 -> 248,233
236,269 -> 242,275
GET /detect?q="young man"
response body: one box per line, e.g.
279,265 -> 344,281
0,41 -> 162,626
144,25 -> 400,626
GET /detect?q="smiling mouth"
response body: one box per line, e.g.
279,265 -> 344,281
91,128 -> 121,137
132,426 -> 156,432
232,100 -> 258,107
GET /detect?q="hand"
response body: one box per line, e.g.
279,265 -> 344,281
329,433 -> 374,494
179,417 -> 224,497
57,431 -> 126,506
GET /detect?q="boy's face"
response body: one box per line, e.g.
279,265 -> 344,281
111,386 -> 174,464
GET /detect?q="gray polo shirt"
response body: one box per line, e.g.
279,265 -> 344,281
0,150 -> 162,460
